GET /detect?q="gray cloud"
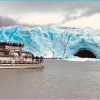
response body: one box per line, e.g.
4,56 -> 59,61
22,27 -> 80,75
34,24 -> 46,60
0,15 -> 56,28
0,16 -> 19,27
0,1 -> 64,14
61,1 -> 100,23
19,22 -> 58,28
0,1 -> 100,26
0,15 -> 35,28
1,1 -> 99,14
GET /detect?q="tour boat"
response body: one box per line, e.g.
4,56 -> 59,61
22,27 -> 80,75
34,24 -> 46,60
0,42 -> 44,68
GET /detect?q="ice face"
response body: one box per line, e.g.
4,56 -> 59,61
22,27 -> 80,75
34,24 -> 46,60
0,26 -> 100,59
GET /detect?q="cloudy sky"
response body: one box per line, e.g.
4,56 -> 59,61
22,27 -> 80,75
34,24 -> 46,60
0,1 -> 100,29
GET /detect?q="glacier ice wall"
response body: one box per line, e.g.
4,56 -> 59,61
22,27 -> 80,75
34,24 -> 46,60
0,26 -> 100,58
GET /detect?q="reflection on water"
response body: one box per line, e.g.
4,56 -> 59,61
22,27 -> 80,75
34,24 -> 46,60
0,59 -> 100,99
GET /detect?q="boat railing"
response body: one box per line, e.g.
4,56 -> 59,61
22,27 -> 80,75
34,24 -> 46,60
5,46 -> 23,52
0,58 -> 44,65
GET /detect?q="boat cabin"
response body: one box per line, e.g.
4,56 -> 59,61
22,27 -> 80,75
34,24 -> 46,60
0,42 -> 44,68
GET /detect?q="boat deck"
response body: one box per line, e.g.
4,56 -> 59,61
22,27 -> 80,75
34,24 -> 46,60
0,42 -> 44,69
0,63 -> 44,69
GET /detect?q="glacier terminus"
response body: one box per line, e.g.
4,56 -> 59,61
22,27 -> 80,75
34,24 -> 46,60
0,26 -> 100,62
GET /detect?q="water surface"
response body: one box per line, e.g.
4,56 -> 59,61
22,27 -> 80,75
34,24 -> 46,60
0,59 -> 100,99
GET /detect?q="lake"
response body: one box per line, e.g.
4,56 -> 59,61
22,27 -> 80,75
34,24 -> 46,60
0,59 -> 100,99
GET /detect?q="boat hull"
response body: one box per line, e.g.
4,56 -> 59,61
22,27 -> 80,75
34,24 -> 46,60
0,64 -> 44,69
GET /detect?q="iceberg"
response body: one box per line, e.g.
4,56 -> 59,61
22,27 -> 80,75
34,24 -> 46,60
0,26 -> 100,61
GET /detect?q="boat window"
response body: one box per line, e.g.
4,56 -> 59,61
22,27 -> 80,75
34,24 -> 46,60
21,53 -> 26,56
21,53 -> 32,57
13,53 -> 18,56
0,51 -> 4,55
21,53 -> 25,56
27,53 -> 32,56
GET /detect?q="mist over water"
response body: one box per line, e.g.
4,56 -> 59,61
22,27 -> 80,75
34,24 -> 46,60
0,60 -> 100,99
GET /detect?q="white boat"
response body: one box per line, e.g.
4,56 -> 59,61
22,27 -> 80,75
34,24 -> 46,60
0,42 -> 44,69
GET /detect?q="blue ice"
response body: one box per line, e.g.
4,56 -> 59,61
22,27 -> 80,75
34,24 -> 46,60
0,26 -> 100,62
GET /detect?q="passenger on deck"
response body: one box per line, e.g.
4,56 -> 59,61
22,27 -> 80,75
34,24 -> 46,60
19,43 -> 21,47
25,55 -> 27,59
9,42 -> 12,46
8,42 -> 9,46
32,55 -> 34,61
40,56 -> 43,63
13,43 -> 16,46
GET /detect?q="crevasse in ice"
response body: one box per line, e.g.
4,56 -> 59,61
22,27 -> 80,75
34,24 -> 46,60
0,26 -> 100,59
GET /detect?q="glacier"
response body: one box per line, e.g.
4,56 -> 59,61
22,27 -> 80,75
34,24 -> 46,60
0,26 -> 100,62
